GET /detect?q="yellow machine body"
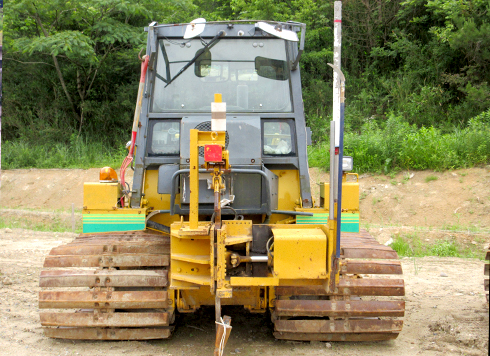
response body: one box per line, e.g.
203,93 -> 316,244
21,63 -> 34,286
273,227 -> 327,279
83,182 -> 121,210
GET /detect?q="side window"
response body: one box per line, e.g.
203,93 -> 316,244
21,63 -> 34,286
263,121 -> 295,156
150,121 -> 180,155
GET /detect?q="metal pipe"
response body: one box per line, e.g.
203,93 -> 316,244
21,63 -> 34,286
336,81 -> 346,259
170,168 -> 272,217
170,168 -> 206,215
332,1 -> 342,201
145,209 -> 171,224
333,1 -> 342,148
329,121 -> 335,220
244,256 -> 268,263
230,253 -> 268,267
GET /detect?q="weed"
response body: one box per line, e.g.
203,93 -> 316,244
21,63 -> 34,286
391,231 -> 486,259
360,191 -> 368,200
460,172 -> 468,177
2,139 -> 126,169
308,114 -> 490,173
391,236 -> 414,256
425,175 -> 438,183
459,178 -> 463,183
413,257 -> 419,275
429,240 -> 460,257
0,214 -> 82,233
391,180 -> 397,185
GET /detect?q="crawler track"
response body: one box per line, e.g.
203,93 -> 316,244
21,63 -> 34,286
39,230 -> 173,340
272,230 -> 405,341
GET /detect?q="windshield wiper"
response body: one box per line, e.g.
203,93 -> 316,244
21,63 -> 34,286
165,30 -> 224,88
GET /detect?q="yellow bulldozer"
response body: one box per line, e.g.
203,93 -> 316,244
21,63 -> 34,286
39,19 -> 405,343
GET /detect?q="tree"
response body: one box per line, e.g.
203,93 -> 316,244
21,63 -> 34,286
6,0 -> 195,136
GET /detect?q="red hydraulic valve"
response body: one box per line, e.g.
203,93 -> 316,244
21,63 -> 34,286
204,144 -> 223,162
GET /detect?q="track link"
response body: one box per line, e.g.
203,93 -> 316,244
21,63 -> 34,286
39,230 -> 173,340
272,230 -> 405,341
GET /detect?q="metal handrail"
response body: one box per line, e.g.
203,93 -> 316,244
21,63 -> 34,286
169,168 -> 272,217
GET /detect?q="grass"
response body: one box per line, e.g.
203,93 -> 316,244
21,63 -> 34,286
391,232 -> 484,259
425,175 -> 438,182
2,137 -> 126,169
441,221 -> 481,233
308,114 -> 490,173
0,206 -> 84,214
0,212 -> 82,233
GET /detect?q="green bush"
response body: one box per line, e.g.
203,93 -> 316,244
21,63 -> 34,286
2,137 -> 126,169
429,240 -> 460,257
309,113 -> 490,173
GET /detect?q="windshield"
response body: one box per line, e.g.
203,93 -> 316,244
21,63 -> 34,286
151,38 -> 292,113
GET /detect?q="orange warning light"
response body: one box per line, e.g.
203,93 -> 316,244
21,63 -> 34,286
99,167 -> 118,182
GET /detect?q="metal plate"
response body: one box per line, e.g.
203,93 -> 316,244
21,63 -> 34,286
275,279 -> 405,297
40,270 -> 167,288
40,312 -> 169,327
49,243 -> 169,255
338,278 -> 405,296
43,254 -> 169,268
39,290 -> 168,309
275,300 -> 405,317
341,247 -> 398,259
275,319 -> 403,334
342,260 -> 403,275
273,331 -> 399,342
43,327 -> 172,340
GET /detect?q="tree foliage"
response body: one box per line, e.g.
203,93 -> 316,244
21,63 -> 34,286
3,0 -> 490,151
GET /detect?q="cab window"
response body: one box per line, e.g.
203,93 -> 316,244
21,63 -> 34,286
263,121 -> 295,155
150,121 -> 180,155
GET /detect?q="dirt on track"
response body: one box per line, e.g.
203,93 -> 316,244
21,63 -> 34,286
0,168 -> 489,356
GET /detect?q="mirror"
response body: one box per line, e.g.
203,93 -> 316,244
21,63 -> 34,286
256,22 -> 299,42
194,49 -> 212,77
255,57 -> 289,81
184,18 -> 206,39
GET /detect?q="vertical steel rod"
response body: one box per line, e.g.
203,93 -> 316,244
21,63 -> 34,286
336,82 -> 345,259
329,121 -> 335,221
332,1 -> 342,200
332,0 -> 343,259
333,1 -> 342,146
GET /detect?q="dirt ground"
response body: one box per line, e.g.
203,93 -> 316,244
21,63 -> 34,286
0,168 -> 489,356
